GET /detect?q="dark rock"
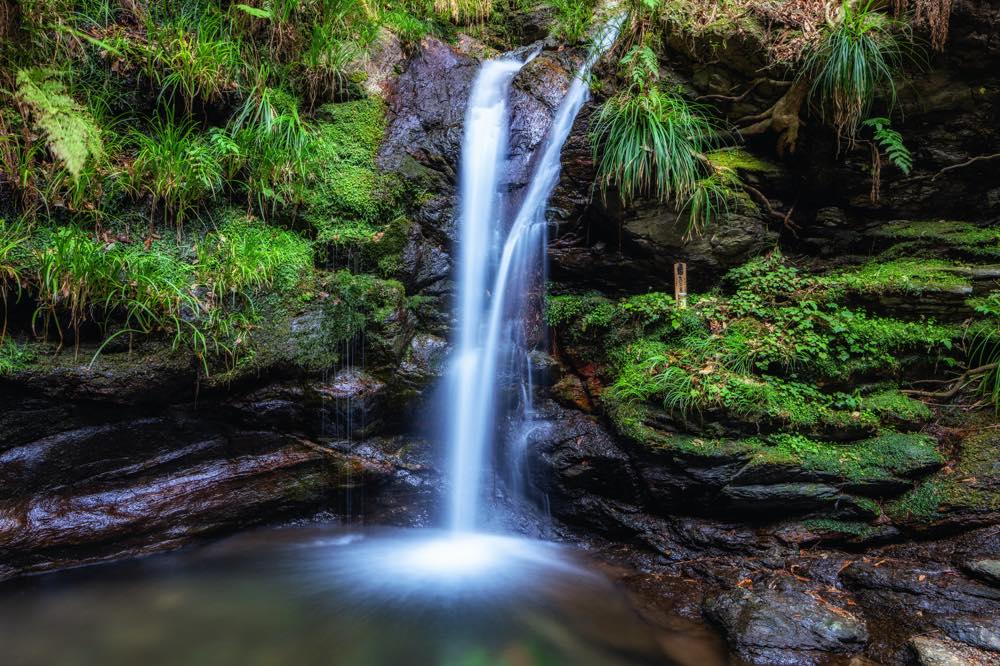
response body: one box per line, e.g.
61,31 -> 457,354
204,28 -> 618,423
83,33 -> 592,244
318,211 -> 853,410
842,560 -> 1000,616
397,333 -> 449,388
550,374 -> 593,412
721,482 -> 845,511
523,402 -> 641,525
703,577 -> 869,662
0,438 -> 366,580
549,206 -> 779,293
308,369 -> 388,439
935,615 -> 1000,653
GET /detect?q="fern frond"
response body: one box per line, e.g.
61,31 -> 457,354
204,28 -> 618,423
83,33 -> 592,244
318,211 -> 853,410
15,68 -> 103,180
864,116 -> 913,174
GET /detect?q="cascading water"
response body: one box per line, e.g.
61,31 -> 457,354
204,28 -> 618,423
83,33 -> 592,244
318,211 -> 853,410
447,56 -> 531,532
447,16 -> 625,532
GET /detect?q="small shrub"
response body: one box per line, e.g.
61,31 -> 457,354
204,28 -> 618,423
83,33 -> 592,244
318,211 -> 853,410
0,338 -> 34,375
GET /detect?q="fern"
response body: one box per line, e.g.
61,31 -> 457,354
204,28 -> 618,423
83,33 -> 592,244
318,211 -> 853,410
620,44 -> 659,91
864,116 -> 913,174
15,68 -> 103,180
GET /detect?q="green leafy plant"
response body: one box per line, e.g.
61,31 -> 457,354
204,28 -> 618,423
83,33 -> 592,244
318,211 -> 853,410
0,338 -> 35,375
802,0 -> 910,143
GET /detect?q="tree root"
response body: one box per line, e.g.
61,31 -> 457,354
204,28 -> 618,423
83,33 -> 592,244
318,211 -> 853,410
738,79 -> 808,156
697,78 -> 790,104
930,153 -> 1000,182
903,363 -> 998,400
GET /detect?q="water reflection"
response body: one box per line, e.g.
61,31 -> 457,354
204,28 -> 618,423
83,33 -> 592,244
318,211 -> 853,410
0,527 -> 673,666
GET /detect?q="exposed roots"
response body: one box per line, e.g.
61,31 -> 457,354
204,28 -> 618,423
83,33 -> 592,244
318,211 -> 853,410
896,0 -> 953,50
738,79 -> 808,156
903,363 -> 998,400
931,153 -> 1000,182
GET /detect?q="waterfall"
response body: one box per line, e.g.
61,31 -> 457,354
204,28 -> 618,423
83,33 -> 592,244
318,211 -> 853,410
447,18 -> 624,532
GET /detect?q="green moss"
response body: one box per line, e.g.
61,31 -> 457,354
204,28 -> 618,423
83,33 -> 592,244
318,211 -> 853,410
821,259 -> 973,295
802,518 -> 880,539
607,399 -> 939,488
863,388 -> 932,423
749,432 -> 941,483
215,268 -> 406,380
545,292 -> 617,340
707,148 -> 779,174
302,99 -> 405,264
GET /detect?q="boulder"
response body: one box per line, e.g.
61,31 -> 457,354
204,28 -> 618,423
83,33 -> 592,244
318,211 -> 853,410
703,577 -> 869,662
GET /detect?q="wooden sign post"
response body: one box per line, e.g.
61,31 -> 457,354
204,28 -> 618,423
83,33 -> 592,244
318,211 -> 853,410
674,262 -> 687,309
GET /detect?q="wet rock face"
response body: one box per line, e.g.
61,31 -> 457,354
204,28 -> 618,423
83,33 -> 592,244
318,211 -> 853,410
703,577 -> 869,663
0,353 -> 441,581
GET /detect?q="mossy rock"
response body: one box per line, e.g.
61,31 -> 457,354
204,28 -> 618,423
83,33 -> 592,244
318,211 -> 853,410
707,148 -> 781,175
821,259 -> 975,297
887,425 -> 1000,527
871,220 -> 1000,262
303,99 -> 408,274
209,269 -> 410,384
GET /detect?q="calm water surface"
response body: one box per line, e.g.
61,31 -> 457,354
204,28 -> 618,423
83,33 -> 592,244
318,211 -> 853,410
0,527 -> 683,666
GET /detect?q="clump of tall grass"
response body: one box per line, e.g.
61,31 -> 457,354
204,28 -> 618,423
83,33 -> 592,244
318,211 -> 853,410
129,113 -> 223,236
592,85 -> 721,205
196,215 -> 313,303
434,0 -> 492,23
591,45 -> 734,234
802,0 -> 910,143
546,0 -> 595,43
0,219 -> 28,343
11,218 -> 311,370
32,225 -> 116,351
226,83 -> 311,216
144,9 -> 239,113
